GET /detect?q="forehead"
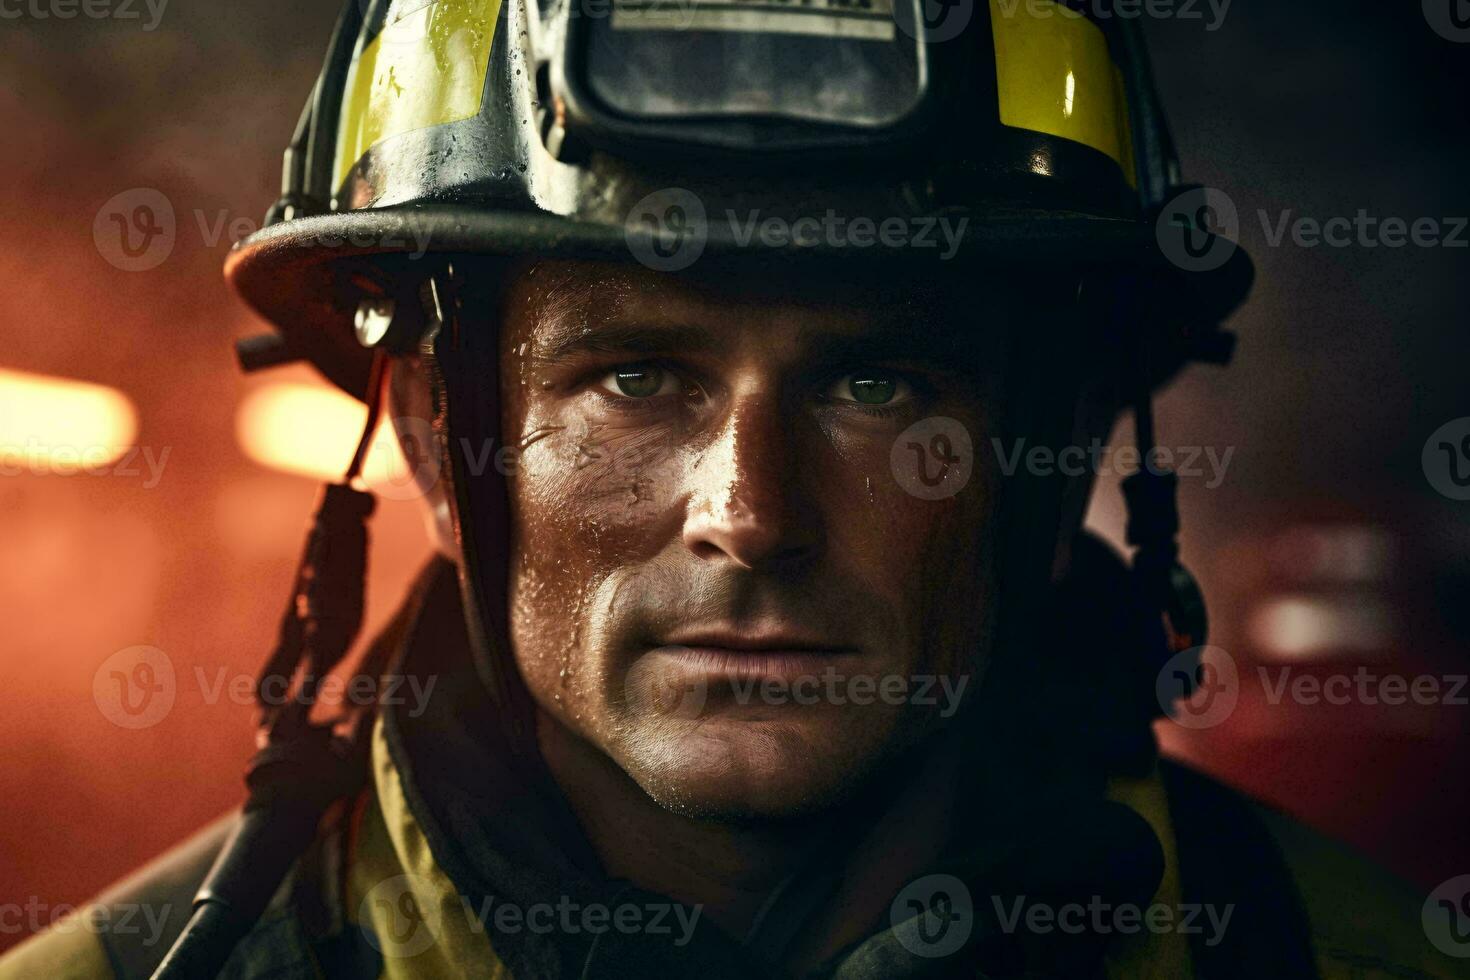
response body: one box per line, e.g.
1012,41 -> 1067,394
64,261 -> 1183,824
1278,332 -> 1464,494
497,258 -> 1045,363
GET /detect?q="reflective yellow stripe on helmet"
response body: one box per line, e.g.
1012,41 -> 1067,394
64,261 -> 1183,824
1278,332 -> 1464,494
334,0 -> 502,192
989,0 -> 1137,185
331,0 -> 1135,193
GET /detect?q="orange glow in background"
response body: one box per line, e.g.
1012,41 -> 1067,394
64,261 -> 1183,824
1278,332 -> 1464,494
0,368 -> 139,473
0,6 -> 436,920
3,0 -> 1470,957
234,380 -> 414,488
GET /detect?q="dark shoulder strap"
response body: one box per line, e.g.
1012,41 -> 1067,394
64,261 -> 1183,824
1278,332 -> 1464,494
1161,761 -> 1319,979
211,809 -> 383,980
91,807 -> 369,980
95,559 -> 453,980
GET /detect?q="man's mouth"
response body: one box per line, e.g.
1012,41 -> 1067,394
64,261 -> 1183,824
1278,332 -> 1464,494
650,628 -> 862,684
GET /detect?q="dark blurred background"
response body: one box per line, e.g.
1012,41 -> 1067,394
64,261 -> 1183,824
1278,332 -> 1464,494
2,0 -> 1468,951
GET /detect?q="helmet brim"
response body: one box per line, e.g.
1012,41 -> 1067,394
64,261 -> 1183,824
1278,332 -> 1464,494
225,203 -> 1253,401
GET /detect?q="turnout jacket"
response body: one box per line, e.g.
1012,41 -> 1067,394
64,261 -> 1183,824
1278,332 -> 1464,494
3,555 -> 1466,980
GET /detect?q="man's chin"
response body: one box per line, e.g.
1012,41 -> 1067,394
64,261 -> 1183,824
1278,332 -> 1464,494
609,712 -> 903,822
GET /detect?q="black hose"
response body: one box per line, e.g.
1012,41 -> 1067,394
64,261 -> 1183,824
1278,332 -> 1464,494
150,729 -> 370,980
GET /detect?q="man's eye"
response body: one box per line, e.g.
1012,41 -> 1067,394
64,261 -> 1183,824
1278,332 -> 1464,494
826,373 -> 912,406
598,364 -> 679,399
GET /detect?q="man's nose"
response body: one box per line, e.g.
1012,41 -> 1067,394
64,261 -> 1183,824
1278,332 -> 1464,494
681,393 -> 822,571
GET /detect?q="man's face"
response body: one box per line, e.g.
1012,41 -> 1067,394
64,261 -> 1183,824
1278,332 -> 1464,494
497,260 -> 1011,819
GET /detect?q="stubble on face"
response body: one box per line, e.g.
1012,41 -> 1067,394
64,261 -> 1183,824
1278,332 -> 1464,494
495,260 -> 1005,820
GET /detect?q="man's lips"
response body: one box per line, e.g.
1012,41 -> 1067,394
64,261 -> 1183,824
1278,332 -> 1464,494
648,630 -> 862,684
661,628 -> 852,654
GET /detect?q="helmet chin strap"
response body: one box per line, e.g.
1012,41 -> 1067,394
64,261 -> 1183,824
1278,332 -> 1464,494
1125,397 -> 1208,652
1122,316 -> 1210,698
419,265 -> 543,766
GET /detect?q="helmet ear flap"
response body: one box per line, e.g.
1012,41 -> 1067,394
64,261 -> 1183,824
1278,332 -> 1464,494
417,264 -> 542,761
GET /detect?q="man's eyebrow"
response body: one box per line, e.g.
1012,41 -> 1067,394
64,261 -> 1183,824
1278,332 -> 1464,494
528,307 -> 991,367
800,331 -> 929,364
533,322 -> 722,363
797,315 -> 982,366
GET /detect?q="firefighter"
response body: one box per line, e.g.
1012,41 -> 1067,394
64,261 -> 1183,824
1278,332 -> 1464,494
4,0 -> 1465,976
